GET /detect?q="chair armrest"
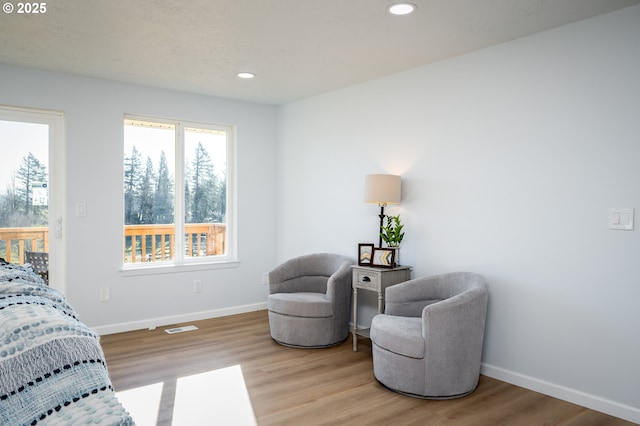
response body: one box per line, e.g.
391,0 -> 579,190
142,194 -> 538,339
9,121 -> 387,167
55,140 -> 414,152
325,260 -> 352,301
421,285 -> 489,352
384,276 -> 442,317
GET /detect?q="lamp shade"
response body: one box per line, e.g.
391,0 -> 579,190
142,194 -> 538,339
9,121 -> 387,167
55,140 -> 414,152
364,174 -> 401,205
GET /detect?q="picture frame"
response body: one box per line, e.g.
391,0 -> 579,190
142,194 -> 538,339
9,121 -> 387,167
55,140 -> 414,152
371,248 -> 395,269
358,243 -> 375,266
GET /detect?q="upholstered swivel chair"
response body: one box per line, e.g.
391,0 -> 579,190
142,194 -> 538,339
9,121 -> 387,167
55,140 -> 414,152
370,272 -> 489,399
267,253 -> 352,348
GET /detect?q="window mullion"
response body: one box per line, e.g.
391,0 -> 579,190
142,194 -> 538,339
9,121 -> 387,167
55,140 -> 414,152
174,122 -> 185,262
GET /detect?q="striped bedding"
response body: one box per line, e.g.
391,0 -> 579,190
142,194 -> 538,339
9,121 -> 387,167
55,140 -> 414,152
0,259 -> 134,425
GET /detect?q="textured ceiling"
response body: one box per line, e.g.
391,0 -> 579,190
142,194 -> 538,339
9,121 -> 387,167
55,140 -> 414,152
1,0 -> 639,105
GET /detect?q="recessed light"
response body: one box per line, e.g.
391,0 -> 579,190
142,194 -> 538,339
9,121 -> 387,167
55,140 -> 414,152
237,72 -> 255,79
388,2 -> 416,15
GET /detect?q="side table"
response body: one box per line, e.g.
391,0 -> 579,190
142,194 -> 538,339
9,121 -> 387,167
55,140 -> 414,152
352,264 -> 411,351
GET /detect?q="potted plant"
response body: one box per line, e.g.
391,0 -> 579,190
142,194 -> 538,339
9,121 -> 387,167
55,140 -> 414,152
380,215 -> 404,266
380,214 -> 405,247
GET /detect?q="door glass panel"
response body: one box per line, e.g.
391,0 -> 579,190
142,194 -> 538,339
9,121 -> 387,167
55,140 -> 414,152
0,120 -> 50,281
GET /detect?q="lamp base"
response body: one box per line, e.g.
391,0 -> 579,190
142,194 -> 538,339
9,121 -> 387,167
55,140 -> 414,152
377,204 -> 386,248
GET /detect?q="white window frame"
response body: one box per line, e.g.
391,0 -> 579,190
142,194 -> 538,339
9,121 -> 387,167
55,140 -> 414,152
121,114 -> 237,274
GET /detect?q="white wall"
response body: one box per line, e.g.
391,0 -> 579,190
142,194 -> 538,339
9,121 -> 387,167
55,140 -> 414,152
0,64 -> 277,331
276,6 -> 640,423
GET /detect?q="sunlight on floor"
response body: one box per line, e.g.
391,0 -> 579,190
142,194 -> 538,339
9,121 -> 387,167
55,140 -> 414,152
173,366 -> 257,425
116,382 -> 163,426
115,365 -> 257,426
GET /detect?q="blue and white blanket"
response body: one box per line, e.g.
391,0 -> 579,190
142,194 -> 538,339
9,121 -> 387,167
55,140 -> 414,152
0,260 -> 134,425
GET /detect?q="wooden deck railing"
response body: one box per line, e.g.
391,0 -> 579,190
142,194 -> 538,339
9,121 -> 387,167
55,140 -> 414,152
124,223 -> 226,263
0,226 -> 48,264
0,223 -> 226,264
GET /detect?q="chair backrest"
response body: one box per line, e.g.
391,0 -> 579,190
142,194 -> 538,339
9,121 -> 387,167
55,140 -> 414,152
268,253 -> 351,294
425,272 -> 487,300
25,251 -> 49,274
384,272 -> 488,317
283,253 -> 350,277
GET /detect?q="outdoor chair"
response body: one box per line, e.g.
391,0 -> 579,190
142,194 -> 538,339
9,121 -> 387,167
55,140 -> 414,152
24,251 -> 49,285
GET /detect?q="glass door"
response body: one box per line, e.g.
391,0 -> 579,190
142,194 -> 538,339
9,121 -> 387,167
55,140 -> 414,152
0,106 -> 65,290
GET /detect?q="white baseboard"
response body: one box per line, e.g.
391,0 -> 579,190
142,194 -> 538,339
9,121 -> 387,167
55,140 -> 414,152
93,302 -> 267,336
481,363 -> 640,424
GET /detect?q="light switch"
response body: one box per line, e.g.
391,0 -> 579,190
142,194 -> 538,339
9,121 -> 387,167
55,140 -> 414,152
609,208 -> 634,230
76,202 -> 87,217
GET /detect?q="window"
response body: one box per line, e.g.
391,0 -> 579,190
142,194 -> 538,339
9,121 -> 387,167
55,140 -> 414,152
123,116 -> 234,268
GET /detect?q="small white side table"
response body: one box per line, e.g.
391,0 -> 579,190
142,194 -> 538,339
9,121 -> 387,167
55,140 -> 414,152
352,264 -> 411,352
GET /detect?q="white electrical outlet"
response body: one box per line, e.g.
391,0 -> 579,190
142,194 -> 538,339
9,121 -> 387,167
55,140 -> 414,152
262,273 -> 269,285
100,287 -> 111,302
194,280 -> 202,293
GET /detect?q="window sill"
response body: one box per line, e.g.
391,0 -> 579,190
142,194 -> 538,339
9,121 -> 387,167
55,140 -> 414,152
120,259 -> 240,277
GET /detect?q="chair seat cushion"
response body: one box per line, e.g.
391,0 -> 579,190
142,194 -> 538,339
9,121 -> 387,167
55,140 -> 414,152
268,292 -> 333,318
370,315 -> 424,359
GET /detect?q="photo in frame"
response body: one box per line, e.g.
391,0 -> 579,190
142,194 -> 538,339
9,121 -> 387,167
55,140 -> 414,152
358,243 -> 375,266
371,248 -> 395,269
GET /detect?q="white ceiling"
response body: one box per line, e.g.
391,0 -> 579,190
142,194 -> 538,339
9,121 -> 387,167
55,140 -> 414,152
1,0 -> 638,105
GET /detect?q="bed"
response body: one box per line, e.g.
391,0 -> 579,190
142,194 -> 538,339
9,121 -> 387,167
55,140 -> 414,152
0,258 -> 134,425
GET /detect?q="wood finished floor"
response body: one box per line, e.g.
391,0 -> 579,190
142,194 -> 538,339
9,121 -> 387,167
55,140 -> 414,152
100,310 -> 633,426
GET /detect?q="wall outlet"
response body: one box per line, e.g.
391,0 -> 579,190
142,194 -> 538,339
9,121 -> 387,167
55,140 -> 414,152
100,287 -> 111,302
262,273 -> 269,285
194,280 -> 202,293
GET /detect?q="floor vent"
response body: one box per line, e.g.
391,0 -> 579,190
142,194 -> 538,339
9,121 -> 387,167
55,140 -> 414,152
164,325 -> 199,334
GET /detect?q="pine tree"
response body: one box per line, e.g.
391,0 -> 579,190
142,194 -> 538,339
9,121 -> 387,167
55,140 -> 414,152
0,178 -> 19,227
184,165 -> 192,222
124,146 -> 142,225
215,170 -> 227,222
16,152 -> 48,225
189,142 -> 215,223
137,157 -> 155,224
152,151 -> 173,224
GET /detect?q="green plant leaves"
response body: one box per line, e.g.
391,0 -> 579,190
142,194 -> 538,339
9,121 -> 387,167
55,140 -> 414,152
380,214 -> 405,247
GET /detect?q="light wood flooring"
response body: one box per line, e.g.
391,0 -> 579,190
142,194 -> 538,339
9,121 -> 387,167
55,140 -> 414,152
100,310 -> 633,425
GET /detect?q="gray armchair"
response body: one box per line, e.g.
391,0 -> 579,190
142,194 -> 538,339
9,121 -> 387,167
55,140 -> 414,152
267,253 -> 352,348
370,272 -> 489,399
